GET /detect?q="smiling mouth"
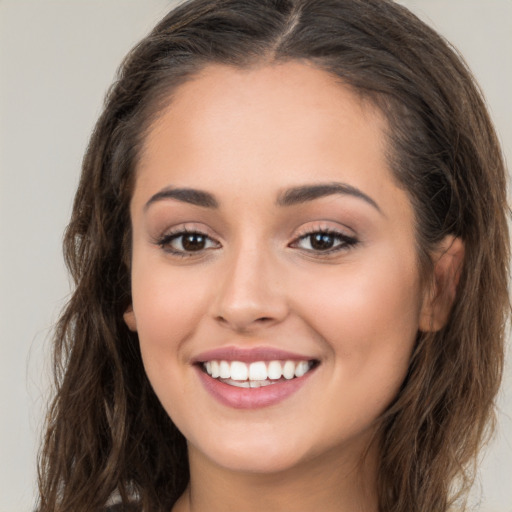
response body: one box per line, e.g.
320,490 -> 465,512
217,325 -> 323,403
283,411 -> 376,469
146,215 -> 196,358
200,359 -> 319,388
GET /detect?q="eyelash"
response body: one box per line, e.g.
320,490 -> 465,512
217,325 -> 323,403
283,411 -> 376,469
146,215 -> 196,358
156,227 -> 358,258
290,228 -> 359,255
156,228 -> 220,258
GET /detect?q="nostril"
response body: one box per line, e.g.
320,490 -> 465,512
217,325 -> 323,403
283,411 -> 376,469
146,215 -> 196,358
214,314 -> 276,331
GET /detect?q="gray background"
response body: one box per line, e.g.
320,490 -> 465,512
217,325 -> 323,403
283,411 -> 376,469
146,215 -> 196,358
0,1 -> 511,510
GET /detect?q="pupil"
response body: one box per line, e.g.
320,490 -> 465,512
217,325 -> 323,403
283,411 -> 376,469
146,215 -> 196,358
182,234 -> 205,251
310,233 -> 334,250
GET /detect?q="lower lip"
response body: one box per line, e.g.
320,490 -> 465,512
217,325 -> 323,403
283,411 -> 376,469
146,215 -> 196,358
195,365 -> 316,409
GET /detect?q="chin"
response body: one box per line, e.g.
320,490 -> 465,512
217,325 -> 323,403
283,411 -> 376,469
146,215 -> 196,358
189,432 -> 313,475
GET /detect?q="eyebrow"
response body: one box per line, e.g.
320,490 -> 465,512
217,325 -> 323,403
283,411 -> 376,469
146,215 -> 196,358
144,187 -> 219,211
144,182 -> 381,213
276,182 -> 382,213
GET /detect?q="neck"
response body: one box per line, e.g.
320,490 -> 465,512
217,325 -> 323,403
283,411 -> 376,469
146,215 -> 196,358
173,435 -> 379,512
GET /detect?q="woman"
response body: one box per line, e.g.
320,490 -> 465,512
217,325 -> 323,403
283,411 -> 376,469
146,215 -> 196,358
37,0 -> 510,511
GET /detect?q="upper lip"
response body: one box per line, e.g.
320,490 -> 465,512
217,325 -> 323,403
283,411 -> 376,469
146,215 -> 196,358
192,346 -> 317,364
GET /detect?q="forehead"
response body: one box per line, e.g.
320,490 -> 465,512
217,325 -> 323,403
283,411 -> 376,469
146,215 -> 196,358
135,61 -> 396,207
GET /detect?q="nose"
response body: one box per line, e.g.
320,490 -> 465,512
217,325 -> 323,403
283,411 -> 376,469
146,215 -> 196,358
212,243 -> 289,333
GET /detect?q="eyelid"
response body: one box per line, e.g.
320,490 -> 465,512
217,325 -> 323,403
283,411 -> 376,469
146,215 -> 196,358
293,221 -> 355,239
152,222 -> 358,258
153,224 -> 222,257
289,223 -> 359,256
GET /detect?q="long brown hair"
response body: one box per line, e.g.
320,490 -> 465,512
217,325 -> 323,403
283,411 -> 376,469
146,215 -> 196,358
37,1 -> 510,511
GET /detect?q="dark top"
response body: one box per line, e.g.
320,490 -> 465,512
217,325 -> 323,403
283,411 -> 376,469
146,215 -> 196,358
105,505 -> 140,512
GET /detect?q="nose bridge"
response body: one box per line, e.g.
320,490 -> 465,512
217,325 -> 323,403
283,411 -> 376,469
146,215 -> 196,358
213,235 -> 287,331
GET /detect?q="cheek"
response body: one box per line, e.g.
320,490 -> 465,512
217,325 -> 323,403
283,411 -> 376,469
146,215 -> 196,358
130,260 -> 209,365
130,263 -> 214,419
295,253 -> 421,434
294,249 -> 422,372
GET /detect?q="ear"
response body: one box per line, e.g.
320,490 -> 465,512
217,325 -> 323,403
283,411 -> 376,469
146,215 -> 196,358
123,304 -> 138,332
419,236 -> 465,332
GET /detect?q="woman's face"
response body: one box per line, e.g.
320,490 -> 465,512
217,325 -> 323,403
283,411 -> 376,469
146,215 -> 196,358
125,62 -> 430,475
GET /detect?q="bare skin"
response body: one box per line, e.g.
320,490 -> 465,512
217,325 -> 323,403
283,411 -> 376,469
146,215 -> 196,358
124,62 -> 463,512
172,427 -> 379,512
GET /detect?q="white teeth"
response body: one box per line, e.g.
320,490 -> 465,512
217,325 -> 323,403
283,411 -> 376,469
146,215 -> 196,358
267,360 -> 283,379
249,361 -> 267,380
294,361 -> 310,378
202,359 -> 314,385
225,379 -> 251,388
230,361 -> 248,381
220,378 -> 276,388
210,360 -> 220,378
219,360 -> 230,379
283,360 -> 295,380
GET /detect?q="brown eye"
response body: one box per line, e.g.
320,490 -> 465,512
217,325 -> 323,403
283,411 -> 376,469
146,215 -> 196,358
181,233 -> 207,251
158,230 -> 220,255
292,230 -> 358,254
309,233 -> 336,251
